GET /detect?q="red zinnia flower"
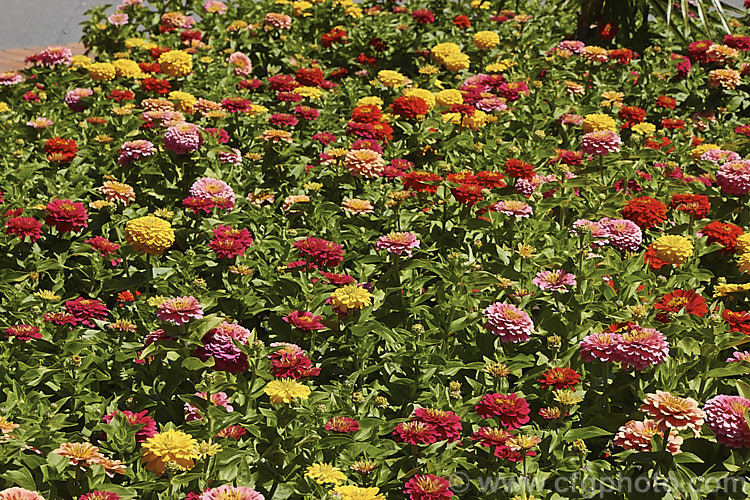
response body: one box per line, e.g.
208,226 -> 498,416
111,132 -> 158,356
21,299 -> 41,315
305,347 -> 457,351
269,345 -> 320,379
102,410 -> 156,442
700,221 -> 744,254
325,416 -> 359,433
662,118 -> 685,130
476,171 -> 506,189
621,196 -> 667,229
404,474 -> 453,500
296,68 -> 324,87
451,183 -> 484,206
86,236 -> 120,256
723,309 -> 750,335
403,171 -> 442,194
5,217 -> 42,242
504,159 -> 536,180
392,421 -> 438,445
654,289 -> 708,323
45,137 -> 78,163
453,15 -> 470,28
351,104 -> 382,124
537,367 -> 581,390
412,8 -> 435,24
45,198 -> 88,233
475,393 -> 531,429
669,193 -> 710,219
618,106 -> 646,128
391,96 -> 428,119
293,237 -> 344,267
413,408 -> 462,442
656,96 -> 676,109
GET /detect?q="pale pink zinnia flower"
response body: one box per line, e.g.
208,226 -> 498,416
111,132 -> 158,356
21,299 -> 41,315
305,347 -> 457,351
228,52 -> 252,76
571,219 -> 609,245
36,46 -> 72,67
640,391 -> 705,437
613,326 -> 669,370
581,130 -> 621,156
108,12 -> 129,25
532,269 -> 576,293
264,13 -> 292,31
0,487 -> 47,500
599,218 -> 642,251
482,302 -> 534,342
703,395 -> 750,448
613,420 -> 683,455
203,0 -> 228,14
26,117 -> 53,129
64,88 -> 93,112
189,177 -> 236,207
118,140 -> 155,165
164,122 -> 202,155
344,149 -> 386,178
716,160 -> 750,195
374,231 -> 420,257
156,296 -> 204,325
579,332 -> 622,362
700,149 -> 740,165
0,71 -> 24,86
491,199 -> 533,218
726,351 -> 750,363
200,485 -> 264,500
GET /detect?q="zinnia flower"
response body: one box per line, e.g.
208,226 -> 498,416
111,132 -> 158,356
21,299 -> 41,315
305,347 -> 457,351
195,322 -> 251,373
102,410 -> 157,442
65,297 -> 109,327
532,269 -> 576,293
404,474 -> 454,500
640,391 -> 705,437
293,237 -> 343,267
157,296 -> 203,325
199,486 -> 263,500
622,196 -> 667,229
581,130 -> 621,156
5,217 -> 43,242
344,148 -> 386,177
45,199 -> 88,233
141,429 -> 197,476
653,289 -> 708,323
329,284 -> 373,312
613,325 -> 669,370
0,488 -> 46,500
164,122 -> 202,154
716,160 -> 750,195
537,367 -> 580,390
475,393 -> 531,429
5,325 -> 42,341
704,395 -> 750,448
305,463 -> 347,485
650,235 -> 693,266
332,486 -> 385,500
264,378 -> 311,404
392,421 -> 438,445
613,420 -> 682,454
325,416 -> 359,433
283,311 -> 326,332
374,232 -> 420,257
125,216 -> 175,255
482,303 -> 534,342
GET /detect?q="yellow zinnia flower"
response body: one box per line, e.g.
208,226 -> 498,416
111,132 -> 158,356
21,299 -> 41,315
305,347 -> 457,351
88,62 -> 116,81
305,462 -> 347,485
435,89 -> 463,108
330,284 -> 373,312
582,113 -> 617,133
473,31 -> 500,50
651,235 -> 693,266
141,429 -> 197,476
265,379 -> 311,404
377,70 -> 407,88
125,216 -> 175,255
332,485 -> 385,500
158,50 -> 193,78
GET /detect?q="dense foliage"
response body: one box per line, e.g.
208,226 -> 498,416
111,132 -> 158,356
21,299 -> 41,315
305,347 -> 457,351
1,0 -> 750,499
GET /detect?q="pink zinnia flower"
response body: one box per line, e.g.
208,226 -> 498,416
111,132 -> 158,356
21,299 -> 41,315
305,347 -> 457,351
482,302 -> 534,342
581,130 -> 621,156
65,297 -> 109,327
727,351 -> 750,363
35,46 -> 72,67
5,217 -> 43,242
195,323 -> 250,374
571,219 -> 610,245
532,269 -> 576,293
599,218 -> 642,251
85,236 -> 120,256
413,408 -> 462,442
189,177 -> 236,207
374,232 -> 420,257
118,140 -> 155,165
0,488 -> 46,500
108,12 -> 129,25
475,393 -> 531,429
613,420 -> 683,455
4,325 -> 42,341
491,200 -> 533,218
102,410 -> 156,442
185,391 -> 233,422
283,311 -> 326,332
164,122 -> 202,155
579,332 -> 622,362
228,52 -> 252,76
0,71 -> 24,86
404,474 -> 453,500
640,391 -> 705,437
156,296 -> 203,325
45,198 -> 88,233
613,325 -> 669,370
203,0 -> 228,14
80,492 -> 121,500
704,395 -> 750,448
716,160 -> 750,195
200,485 -> 264,500
392,421 -> 438,445
344,148 -> 386,177
65,88 -> 93,111
700,149 -> 740,165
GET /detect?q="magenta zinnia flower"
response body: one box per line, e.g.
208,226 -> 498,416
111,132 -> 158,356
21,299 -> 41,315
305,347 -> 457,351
475,393 -> 531,429
283,311 -> 326,332
727,351 -> 750,363
65,297 -> 109,327
45,198 -> 88,233
704,395 -> 750,448
392,421 -> 438,445
4,325 -> 42,341
102,410 -> 156,442
325,416 -> 359,433
532,269 -> 576,293
374,232 -> 420,257
413,408 -> 462,442
404,474 -> 453,500
156,296 -> 203,325
581,130 -> 621,156
579,332 -> 622,362
5,217 -> 43,242
482,302 -> 534,342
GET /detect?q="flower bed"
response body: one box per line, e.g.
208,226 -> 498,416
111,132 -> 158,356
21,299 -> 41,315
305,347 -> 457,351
1,0 -> 750,498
